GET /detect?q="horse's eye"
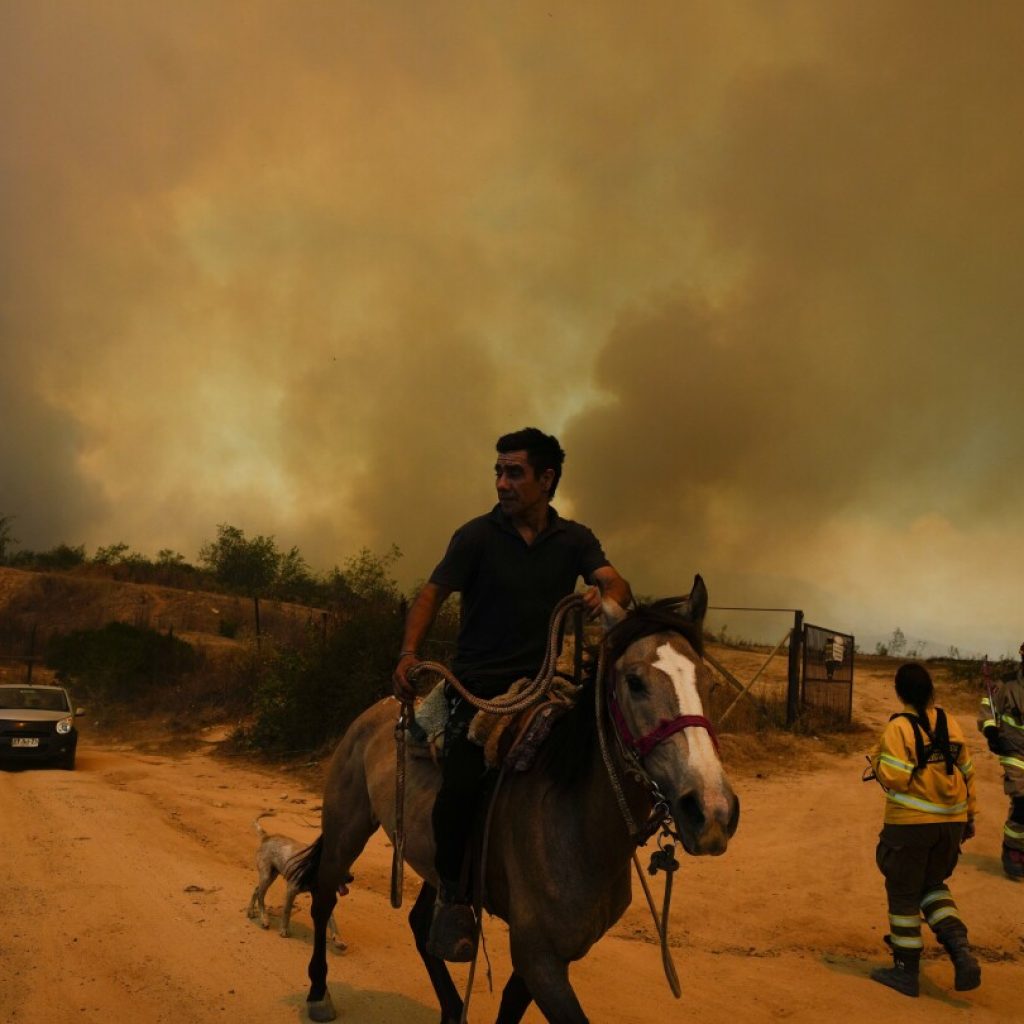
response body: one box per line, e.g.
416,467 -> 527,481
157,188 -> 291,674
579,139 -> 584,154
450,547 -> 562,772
625,672 -> 646,695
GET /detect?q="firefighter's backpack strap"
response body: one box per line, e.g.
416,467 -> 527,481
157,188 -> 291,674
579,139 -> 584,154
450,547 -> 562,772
889,709 -> 956,775
889,712 -> 929,773
931,707 -> 956,775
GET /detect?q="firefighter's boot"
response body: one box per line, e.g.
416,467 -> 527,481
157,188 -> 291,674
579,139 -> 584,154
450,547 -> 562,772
1002,844 -> 1024,881
939,930 -> 981,991
870,948 -> 920,998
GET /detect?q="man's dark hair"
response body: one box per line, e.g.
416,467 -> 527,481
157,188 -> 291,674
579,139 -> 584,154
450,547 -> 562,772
895,662 -> 934,719
496,428 -> 566,498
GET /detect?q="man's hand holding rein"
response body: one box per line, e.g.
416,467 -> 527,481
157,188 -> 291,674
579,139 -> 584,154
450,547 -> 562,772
393,651 -> 421,701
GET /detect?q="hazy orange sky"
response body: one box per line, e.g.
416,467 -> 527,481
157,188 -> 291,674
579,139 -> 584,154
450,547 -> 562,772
2,2 -> 1021,655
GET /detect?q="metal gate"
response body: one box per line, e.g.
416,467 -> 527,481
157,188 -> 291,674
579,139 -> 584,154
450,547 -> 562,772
802,623 -> 855,722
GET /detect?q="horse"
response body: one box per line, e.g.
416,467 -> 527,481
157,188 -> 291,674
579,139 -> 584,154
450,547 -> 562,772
295,574 -> 739,1023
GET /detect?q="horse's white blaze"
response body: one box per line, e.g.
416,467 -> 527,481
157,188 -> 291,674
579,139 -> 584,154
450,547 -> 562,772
652,643 -> 729,810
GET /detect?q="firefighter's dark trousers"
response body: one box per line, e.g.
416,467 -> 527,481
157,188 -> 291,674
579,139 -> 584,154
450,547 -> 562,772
876,822 -> 969,952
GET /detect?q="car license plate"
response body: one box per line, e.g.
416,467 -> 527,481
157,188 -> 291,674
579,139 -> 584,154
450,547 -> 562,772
12,737 -> 39,748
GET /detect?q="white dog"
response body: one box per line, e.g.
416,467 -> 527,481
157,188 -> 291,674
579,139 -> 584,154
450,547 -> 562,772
246,814 -> 347,949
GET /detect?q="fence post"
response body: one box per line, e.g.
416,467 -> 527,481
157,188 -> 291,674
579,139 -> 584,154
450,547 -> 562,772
26,623 -> 37,684
786,609 -> 804,726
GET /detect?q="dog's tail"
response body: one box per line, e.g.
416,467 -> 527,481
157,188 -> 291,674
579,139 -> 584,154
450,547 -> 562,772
253,812 -> 275,837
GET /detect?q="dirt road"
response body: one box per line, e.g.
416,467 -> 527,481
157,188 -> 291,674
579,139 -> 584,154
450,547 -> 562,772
2,670 -> 1021,1024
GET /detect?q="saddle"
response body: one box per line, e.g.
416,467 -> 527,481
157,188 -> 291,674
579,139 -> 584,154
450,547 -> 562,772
406,647 -> 586,771
468,673 -> 580,771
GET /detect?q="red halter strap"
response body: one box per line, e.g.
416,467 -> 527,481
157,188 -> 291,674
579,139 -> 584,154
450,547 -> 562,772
608,688 -> 721,758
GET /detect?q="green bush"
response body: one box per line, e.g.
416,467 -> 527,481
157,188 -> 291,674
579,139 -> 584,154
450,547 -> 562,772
244,597 -> 403,754
218,617 -> 243,639
9,543 -> 87,571
45,622 -> 200,702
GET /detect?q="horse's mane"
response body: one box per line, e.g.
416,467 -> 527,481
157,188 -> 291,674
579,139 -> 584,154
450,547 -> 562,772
603,595 -> 705,663
538,597 -> 705,788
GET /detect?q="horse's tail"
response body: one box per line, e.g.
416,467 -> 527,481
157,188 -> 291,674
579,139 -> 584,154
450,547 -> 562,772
286,833 -> 324,888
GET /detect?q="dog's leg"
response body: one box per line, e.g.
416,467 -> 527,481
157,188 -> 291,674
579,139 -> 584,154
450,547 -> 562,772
247,883 -> 260,920
326,911 -> 347,951
257,868 -> 277,929
280,878 -> 300,937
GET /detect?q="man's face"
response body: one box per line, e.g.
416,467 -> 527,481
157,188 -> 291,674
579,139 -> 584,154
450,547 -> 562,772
495,450 -> 553,517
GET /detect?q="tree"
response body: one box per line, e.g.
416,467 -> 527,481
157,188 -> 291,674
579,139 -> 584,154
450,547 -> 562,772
13,543 -> 87,571
342,544 -> 402,602
156,549 -> 187,566
0,515 -> 16,564
93,542 -> 132,565
199,524 -> 281,594
198,524 -> 283,638
275,546 -> 317,604
888,627 -> 906,657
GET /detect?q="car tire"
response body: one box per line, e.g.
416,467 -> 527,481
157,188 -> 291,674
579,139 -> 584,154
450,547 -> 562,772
59,750 -> 76,771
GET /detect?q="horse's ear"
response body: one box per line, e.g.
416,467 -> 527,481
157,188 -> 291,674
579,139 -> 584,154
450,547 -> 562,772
601,597 -> 627,630
684,574 -> 708,624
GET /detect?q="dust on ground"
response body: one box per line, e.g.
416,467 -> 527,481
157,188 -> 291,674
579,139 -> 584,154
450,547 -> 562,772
1,656 -> 1021,1024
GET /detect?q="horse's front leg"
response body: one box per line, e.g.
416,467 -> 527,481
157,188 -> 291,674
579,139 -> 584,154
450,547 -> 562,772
409,881 -> 463,1024
510,937 -> 587,1024
495,971 -> 532,1024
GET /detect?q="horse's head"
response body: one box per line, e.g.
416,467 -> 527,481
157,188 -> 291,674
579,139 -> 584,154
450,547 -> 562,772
603,576 -> 739,856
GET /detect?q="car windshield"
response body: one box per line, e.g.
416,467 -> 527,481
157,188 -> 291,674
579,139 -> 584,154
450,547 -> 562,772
0,688 -> 70,712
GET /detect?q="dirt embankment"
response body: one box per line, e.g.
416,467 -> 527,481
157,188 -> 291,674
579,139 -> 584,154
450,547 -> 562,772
2,654 -> 1021,1024
0,565 -> 322,650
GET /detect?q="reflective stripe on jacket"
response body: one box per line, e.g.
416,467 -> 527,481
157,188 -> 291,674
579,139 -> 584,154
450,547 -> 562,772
979,676 -> 1024,798
871,705 -> 976,824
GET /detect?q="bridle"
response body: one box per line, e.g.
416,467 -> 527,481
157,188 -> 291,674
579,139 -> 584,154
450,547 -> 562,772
595,631 -> 720,1002
592,629 -> 722,844
607,686 -> 721,759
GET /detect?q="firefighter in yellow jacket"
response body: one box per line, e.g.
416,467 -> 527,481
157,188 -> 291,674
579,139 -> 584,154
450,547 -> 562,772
978,643 -> 1024,880
868,662 -> 980,997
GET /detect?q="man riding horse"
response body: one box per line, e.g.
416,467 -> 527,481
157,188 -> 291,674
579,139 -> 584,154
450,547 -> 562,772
393,427 -> 631,962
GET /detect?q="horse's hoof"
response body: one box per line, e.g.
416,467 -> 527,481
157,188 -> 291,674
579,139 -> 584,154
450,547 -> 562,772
307,993 -> 337,1022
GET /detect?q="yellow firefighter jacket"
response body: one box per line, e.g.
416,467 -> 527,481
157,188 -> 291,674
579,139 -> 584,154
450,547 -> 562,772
870,704 -> 977,825
978,674 -> 1024,798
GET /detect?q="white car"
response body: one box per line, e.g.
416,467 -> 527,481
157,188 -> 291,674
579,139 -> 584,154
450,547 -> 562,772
0,684 -> 83,770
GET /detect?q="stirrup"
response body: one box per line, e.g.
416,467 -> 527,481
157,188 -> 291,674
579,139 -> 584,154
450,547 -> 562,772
427,901 -> 477,962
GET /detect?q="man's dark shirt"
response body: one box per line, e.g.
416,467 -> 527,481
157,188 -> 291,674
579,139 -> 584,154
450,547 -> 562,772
429,504 -> 609,695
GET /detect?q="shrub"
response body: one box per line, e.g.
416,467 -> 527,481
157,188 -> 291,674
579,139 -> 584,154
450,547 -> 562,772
10,544 -> 87,571
244,597 -> 403,754
218,617 -> 243,639
45,622 -> 200,702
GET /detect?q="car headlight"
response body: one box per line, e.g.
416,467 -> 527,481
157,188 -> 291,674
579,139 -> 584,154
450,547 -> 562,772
56,717 -> 73,735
